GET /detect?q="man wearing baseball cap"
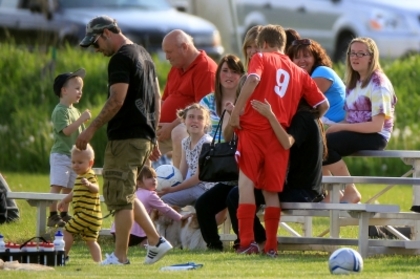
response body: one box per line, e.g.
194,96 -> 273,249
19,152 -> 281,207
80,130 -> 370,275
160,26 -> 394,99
77,15 -> 172,265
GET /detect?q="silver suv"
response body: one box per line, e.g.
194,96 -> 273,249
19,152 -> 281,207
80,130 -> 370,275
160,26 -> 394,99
235,0 -> 420,61
0,0 -> 224,60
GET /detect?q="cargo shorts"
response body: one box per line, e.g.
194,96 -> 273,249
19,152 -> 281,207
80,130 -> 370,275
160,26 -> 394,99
102,138 -> 152,212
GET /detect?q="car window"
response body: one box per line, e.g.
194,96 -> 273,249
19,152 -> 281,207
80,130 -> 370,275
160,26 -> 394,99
58,0 -> 172,10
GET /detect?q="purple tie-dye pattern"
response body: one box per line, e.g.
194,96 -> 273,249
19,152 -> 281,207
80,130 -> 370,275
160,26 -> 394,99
371,72 -> 382,87
345,96 -> 371,123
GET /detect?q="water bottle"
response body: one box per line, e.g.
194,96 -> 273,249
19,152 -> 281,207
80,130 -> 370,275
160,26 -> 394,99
40,242 -> 55,266
53,230 -> 65,266
21,241 -> 38,264
0,234 -> 5,252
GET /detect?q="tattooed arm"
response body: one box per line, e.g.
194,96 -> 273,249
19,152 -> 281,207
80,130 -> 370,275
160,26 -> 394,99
76,83 -> 127,150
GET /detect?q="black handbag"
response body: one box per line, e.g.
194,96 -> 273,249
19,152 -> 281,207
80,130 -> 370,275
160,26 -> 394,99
198,110 -> 239,182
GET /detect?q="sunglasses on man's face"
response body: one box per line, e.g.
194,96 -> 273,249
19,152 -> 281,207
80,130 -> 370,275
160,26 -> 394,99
92,34 -> 102,49
291,39 -> 312,46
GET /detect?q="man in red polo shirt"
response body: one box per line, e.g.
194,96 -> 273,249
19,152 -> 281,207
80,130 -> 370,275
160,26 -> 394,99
157,29 -> 217,168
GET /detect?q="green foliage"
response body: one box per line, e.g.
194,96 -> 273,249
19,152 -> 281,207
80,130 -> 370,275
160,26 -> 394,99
0,42 -> 419,175
0,43 -> 170,172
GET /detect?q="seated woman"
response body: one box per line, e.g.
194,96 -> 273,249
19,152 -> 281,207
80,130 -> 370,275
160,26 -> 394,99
195,54 -> 245,251
225,98 -> 327,252
322,37 -> 397,203
287,38 -> 346,125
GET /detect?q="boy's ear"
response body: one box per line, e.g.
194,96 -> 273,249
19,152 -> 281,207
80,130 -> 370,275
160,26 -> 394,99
89,160 -> 94,167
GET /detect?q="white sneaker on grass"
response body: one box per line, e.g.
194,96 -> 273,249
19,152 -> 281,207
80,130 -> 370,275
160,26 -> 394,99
144,237 -> 173,264
100,252 -> 130,265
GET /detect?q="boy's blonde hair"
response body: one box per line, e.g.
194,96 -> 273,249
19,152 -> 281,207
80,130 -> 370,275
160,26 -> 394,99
71,143 -> 95,160
177,103 -> 211,133
256,24 -> 286,52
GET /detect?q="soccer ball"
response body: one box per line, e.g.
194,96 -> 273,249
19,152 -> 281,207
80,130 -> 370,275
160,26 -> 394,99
328,247 -> 363,275
155,165 -> 183,191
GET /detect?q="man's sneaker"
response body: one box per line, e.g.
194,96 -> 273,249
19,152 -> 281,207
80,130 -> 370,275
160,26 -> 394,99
100,253 -> 130,265
144,237 -> 173,264
61,214 -> 72,223
47,215 -> 66,227
236,242 -> 259,255
266,249 -> 278,258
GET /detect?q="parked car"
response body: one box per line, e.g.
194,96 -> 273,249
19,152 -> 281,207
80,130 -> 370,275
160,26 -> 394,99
234,0 -> 420,61
0,0 -> 224,60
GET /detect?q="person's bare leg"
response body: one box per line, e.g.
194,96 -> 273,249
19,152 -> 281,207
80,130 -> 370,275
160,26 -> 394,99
114,209 -> 133,263
63,230 -> 73,258
324,160 -> 361,203
321,167 -> 344,202
86,240 -> 102,262
171,124 -> 188,169
60,187 -> 72,211
239,171 -> 255,204
133,198 -> 160,245
215,208 -> 228,226
49,185 -> 62,212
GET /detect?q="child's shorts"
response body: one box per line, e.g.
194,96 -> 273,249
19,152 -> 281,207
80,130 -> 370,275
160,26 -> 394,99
49,153 -> 76,188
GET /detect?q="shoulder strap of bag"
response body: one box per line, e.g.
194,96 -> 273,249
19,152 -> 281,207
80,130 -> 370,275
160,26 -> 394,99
211,109 -> 227,145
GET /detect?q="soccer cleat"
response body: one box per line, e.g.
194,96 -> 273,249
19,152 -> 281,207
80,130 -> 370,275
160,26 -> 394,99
47,214 -> 66,227
100,253 -> 130,265
236,242 -> 259,255
265,249 -> 278,258
144,237 -> 173,264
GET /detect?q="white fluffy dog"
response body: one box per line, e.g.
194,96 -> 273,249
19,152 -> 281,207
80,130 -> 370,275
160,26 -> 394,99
180,213 -> 207,250
150,206 -> 183,248
150,206 -> 206,250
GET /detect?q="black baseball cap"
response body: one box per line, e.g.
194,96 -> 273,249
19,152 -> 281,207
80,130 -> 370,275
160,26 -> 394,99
53,68 -> 86,97
80,15 -> 118,47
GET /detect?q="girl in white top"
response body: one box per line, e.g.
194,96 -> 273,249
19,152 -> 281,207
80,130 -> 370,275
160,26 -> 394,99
160,103 -> 213,206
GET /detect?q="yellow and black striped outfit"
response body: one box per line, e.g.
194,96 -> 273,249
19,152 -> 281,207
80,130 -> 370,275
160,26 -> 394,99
64,169 -> 102,241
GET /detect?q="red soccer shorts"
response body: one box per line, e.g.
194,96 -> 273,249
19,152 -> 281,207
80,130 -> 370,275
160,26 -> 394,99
235,128 -> 289,192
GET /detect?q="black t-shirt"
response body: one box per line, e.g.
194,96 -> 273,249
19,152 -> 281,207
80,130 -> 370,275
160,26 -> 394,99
107,44 -> 157,141
285,110 -> 323,194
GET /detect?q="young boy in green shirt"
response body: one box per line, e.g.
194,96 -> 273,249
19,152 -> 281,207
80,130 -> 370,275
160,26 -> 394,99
48,68 -> 91,227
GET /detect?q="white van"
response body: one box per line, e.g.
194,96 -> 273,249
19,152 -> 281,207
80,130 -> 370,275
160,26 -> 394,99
234,0 -> 420,61
187,0 -> 420,62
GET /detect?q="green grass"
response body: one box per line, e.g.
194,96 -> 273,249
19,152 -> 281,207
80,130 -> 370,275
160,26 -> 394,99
1,172 -> 420,278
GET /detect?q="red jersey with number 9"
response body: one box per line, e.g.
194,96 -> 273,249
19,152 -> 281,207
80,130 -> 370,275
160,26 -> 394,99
240,52 -> 326,130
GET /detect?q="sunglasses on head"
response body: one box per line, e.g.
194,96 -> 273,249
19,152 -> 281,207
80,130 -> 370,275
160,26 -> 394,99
291,39 -> 312,46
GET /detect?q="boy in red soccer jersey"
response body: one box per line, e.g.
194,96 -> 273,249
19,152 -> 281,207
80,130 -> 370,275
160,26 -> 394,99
230,24 -> 329,256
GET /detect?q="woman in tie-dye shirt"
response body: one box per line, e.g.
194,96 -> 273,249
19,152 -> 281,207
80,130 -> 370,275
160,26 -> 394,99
322,37 -> 397,203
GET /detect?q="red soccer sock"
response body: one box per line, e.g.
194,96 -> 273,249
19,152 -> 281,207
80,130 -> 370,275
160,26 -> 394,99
264,207 -> 281,253
237,203 -> 256,247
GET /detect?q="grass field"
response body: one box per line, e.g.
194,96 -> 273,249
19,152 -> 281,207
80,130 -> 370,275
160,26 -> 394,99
1,172 -> 420,278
